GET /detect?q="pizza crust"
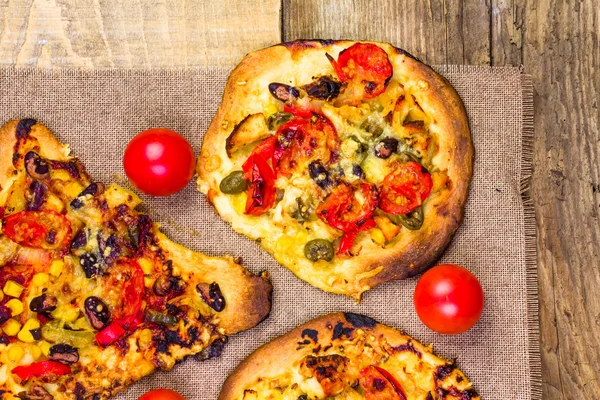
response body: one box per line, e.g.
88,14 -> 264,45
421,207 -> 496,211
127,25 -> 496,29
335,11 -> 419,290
219,312 -> 479,399
197,40 -> 473,298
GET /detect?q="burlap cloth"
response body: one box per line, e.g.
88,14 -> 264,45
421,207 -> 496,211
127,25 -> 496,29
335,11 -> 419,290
0,66 -> 539,399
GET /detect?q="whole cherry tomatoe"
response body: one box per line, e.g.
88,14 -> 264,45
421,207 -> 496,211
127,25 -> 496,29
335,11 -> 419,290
413,264 -> 484,335
123,128 -> 195,196
138,389 -> 186,400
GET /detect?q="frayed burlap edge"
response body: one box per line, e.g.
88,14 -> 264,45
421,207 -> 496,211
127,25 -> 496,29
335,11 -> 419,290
520,73 -> 541,400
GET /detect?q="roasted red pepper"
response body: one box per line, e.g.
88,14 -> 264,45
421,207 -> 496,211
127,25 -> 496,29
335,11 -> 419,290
379,161 -> 432,215
2,210 -> 72,251
359,365 -> 407,400
12,361 -> 71,381
242,154 -> 277,216
283,104 -> 314,118
316,182 -> 379,255
95,321 -> 126,347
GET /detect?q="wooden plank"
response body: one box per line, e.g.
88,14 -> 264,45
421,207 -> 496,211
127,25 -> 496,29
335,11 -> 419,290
283,0 -> 490,65
525,0 -> 600,398
0,0 -> 281,67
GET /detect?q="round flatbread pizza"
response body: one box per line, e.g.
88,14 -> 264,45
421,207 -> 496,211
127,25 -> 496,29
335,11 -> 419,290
219,312 -> 479,400
197,40 -> 473,298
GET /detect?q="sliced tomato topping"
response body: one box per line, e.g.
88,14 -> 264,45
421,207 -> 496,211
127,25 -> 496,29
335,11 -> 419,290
2,210 -> 72,251
274,116 -> 338,177
380,161 -> 432,215
359,365 -> 407,400
106,259 -> 145,329
329,43 -> 393,100
242,153 -> 277,216
316,182 -> 379,255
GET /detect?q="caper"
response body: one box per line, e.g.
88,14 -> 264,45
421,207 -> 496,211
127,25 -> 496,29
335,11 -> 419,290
304,239 -> 334,262
293,197 -> 313,222
394,206 -> 424,230
360,119 -> 384,137
267,112 -> 293,131
145,310 -> 178,326
219,170 -> 247,194
398,151 -> 421,164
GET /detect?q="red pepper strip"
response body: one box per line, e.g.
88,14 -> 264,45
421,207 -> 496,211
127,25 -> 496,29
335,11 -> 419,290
95,321 -> 126,347
12,361 -> 71,381
283,104 -> 314,118
242,154 -> 277,216
374,366 -> 407,400
243,136 -> 277,169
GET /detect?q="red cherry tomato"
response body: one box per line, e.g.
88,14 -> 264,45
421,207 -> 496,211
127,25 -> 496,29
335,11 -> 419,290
328,43 -> 393,100
123,128 -> 195,196
316,182 -> 379,254
414,264 -> 484,334
138,389 -> 186,400
2,210 -> 72,251
379,161 -> 432,215
242,152 -> 277,216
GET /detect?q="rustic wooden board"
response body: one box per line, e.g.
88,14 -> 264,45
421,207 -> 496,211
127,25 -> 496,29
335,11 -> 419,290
0,0 -> 598,398
283,0 -> 600,399
0,0 -> 281,67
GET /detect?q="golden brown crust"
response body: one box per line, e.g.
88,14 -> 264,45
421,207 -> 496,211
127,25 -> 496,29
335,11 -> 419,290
197,40 -> 473,298
219,312 -> 479,399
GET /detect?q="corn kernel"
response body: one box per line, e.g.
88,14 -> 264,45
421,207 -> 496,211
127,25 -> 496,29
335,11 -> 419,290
29,344 -> 42,359
144,277 -> 154,288
296,230 -> 308,243
5,299 -> 24,316
276,236 -> 293,252
62,307 -> 80,323
3,280 -> 24,298
233,192 -> 247,214
18,319 -> 40,343
2,319 -> 22,336
138,328 -> 153,350
32,273 -> 50,286
0,290 -> 4,302
371,228 -> 386,246
8,346 -> 25,362
138,258 -> 154,275
49,259 -> 65,277
39,341 -> 51,356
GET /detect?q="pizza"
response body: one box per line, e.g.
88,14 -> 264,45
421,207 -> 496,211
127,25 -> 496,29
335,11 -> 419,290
197,40 -> 473,298
0,119 -> 272,399
219,313 -> 479,400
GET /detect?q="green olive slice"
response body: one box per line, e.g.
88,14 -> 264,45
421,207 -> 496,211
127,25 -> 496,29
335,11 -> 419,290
304,239 -> 334,262
395,206 -> 424,230
219,170 -> 247,194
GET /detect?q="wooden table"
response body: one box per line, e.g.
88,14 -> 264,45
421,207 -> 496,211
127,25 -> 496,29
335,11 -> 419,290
0,1 -> 598,398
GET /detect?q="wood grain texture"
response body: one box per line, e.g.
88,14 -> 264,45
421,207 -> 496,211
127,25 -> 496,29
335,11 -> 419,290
0,0 -> 281,67
283,1 -> 599,399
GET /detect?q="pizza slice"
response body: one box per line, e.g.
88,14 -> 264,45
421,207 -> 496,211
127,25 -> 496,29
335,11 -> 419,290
197,40 -> 473,299
220,313 -> 479,400
0,119 -> 272,399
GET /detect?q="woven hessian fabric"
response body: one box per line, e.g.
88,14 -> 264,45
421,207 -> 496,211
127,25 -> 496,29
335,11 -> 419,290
0,66 -> 539,399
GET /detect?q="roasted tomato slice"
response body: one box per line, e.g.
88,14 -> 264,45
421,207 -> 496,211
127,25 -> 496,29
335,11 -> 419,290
359,366 -> 407,400
242,153 -> 277,216
274,116 -> 339,177
329,43 -> 393,100
316,182 -> 378,254
380,161 -> 433,215
2,210 -> 72,251
106,258 -> 145,328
